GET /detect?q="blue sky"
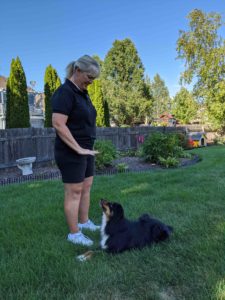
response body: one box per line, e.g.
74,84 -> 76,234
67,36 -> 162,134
1,0 -> 225,96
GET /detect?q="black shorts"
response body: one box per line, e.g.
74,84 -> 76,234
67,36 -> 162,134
55,152 -> 95,184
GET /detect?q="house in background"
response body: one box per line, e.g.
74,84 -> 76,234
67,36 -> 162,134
0,75 -> 45,129
158,112 -> 177,127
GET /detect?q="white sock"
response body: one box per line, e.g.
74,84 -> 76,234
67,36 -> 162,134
69,232 -> 81,238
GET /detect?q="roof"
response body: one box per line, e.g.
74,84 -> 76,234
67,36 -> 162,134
159,112 -> 175,119
189,132 -> 206,140
0,76 -> 7,89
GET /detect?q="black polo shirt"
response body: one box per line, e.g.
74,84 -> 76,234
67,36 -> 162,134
51,79 -> 96,150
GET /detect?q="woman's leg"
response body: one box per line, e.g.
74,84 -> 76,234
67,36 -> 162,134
78,176 -> 93,223
64,182 -> 83,233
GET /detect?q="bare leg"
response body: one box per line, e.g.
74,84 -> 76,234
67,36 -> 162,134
79,176 -> 93,223
64,182 -> 83,233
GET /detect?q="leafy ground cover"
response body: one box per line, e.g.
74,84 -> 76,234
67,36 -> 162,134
0,146 -> 224,300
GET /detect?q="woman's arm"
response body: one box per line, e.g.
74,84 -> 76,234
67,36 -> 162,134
52,113 -> 98,156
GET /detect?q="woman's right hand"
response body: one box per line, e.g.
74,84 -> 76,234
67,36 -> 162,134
77,148 -> 99,156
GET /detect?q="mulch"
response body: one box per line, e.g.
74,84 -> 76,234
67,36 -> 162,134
0,155 -> 200,186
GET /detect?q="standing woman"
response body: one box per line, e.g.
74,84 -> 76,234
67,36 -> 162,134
51,55 -> 100,246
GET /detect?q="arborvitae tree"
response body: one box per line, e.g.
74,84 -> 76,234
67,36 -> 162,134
44,65 -> 61,127
6,57 -> 30,128
88,79 -> 107,127
88,55 -> 110,127
102,38 -> 152,126
151,74 -> 171,120
172,87 -> 197,124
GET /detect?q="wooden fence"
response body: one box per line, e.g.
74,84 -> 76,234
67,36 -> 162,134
0,125 -> 213,170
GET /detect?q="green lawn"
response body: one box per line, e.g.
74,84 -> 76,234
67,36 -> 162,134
0,146 -> 225,300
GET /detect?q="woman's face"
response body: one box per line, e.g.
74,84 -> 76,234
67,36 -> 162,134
74,69 -> 95,91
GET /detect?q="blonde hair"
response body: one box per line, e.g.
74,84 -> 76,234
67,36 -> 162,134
65,55 -> 100,79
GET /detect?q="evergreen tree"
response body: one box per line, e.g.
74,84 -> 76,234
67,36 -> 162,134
44,65 -> 61,127
88,79 -> 107,127
151,74 -> 171,120
102,38 -> 152,126
87,55 -> 110,127
6,57 -> 30,128
172,87 -> 197,124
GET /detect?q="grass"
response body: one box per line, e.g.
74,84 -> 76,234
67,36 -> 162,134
0,146 -> 225,300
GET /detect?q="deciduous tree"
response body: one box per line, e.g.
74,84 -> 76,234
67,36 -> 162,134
151,74 -> 171,120
176,9 -> 225,131
172,87 -> 197,124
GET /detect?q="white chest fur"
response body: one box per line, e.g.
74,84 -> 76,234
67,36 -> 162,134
100,214 -> 109,249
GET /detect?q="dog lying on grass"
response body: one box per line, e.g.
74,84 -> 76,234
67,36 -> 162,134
76,199 -> 173,261
100,199 -> 173,253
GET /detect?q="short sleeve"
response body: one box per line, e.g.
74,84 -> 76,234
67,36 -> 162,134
51,86 -> 74,116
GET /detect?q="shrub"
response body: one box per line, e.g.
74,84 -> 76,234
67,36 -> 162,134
94,140 -> 117,170
176,132 -> 189,149
140,132 -> 192,167
140,132 -> 180,163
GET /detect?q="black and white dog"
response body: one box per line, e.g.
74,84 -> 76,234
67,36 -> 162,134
76,199 -> 173,261
100,199 -> 173,254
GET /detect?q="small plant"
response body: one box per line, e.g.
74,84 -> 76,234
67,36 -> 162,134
158,156 -> 179,168
115,163 -> 129,173
94,140 -> 117,170
181,151 -> 192,159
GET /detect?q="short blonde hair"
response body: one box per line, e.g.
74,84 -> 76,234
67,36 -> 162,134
65,55 -> 100,79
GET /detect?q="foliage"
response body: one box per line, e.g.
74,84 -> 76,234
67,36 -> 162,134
176,9 -> 225,132
88,55 -> 110,127
140,132 -> 188,166
115,163 -> 129,172
94,139 -> 117,169
6,57 -> 30,128
151,74 -> 171,119
175,132 -> 189,149
214,135 -> 225,145
44,65 -> 61,127
172,87 -> 198,124
102,38 -> 152,126
158,156 -> 179,168
88,79 -> 109,127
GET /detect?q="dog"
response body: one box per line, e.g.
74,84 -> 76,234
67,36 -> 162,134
100,199 -> 173,254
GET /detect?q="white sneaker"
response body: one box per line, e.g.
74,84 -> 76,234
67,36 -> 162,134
78,219 -> 100,231
67,232 -> 93,246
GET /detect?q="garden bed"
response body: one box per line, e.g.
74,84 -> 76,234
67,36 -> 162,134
0,154 -> 200,185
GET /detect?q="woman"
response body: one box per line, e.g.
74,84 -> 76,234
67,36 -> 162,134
51,55 -> 100,246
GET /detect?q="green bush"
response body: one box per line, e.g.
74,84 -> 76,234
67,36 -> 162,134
94,140 -> 117,170
139,132 -> 192,167
176,132 -> 189,149
140,132 -> 181,163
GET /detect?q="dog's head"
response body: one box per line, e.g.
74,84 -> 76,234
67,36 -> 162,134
100,199 -> 124,221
